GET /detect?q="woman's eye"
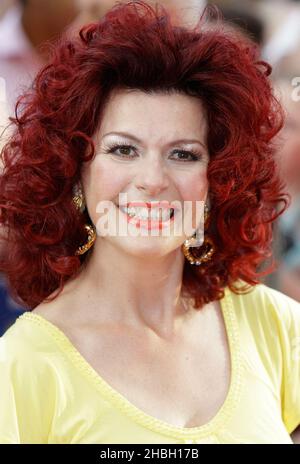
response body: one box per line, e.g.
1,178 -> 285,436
170,150 -> 200,162
104,144 -> 201,162
105,144 -> 137,157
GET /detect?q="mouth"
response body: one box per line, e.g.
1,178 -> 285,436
117,203 -> 176,230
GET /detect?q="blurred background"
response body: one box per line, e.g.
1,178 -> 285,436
0,0 -> 300,335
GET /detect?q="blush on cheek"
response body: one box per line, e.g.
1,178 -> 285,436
95,160 -> 128,191
86,162 -> 130,211
182,176 -> 208,202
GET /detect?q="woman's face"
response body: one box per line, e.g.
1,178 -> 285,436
81,88 -> 210,259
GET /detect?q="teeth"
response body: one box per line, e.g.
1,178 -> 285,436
120,206 -> 174,221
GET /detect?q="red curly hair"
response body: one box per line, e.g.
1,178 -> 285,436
0,1 -> 290,310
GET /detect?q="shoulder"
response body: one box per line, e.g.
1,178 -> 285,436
228,280 -> 300,325
1,311 -> 48,352
228,283 -> 300,410
226,281 -> 300,361
0,311 -> 63,378
0,311 -> 66,407
1,313 -> 40,359
0,312 -> 55,391
0,314 -> 57,444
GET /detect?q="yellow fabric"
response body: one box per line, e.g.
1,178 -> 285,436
0,282 -> 300,444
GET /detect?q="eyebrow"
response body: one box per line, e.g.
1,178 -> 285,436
102,131 -> 206,150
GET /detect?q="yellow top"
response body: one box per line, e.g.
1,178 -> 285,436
0,282 -> 299,444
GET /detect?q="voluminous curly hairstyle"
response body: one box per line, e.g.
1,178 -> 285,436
0,1 -> 290,310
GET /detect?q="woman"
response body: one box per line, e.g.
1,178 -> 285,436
0,1 -> 299,444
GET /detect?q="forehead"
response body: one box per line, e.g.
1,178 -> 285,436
97,88 -> 207,143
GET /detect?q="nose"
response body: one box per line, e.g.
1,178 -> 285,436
134,154 -> 170,197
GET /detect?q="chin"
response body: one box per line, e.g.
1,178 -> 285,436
106,234 -> 182,258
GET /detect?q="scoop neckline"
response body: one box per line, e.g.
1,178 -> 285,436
18,286 -> 243,440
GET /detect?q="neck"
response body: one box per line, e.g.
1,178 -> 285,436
72,238 -> 192,339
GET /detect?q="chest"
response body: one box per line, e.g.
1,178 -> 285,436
65,306 -> 231,429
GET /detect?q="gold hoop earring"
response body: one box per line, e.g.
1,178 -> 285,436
181,203 -> 216,266
72,183 -> 96,255
72,182 -> 86,213
75,224 -> 97,256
